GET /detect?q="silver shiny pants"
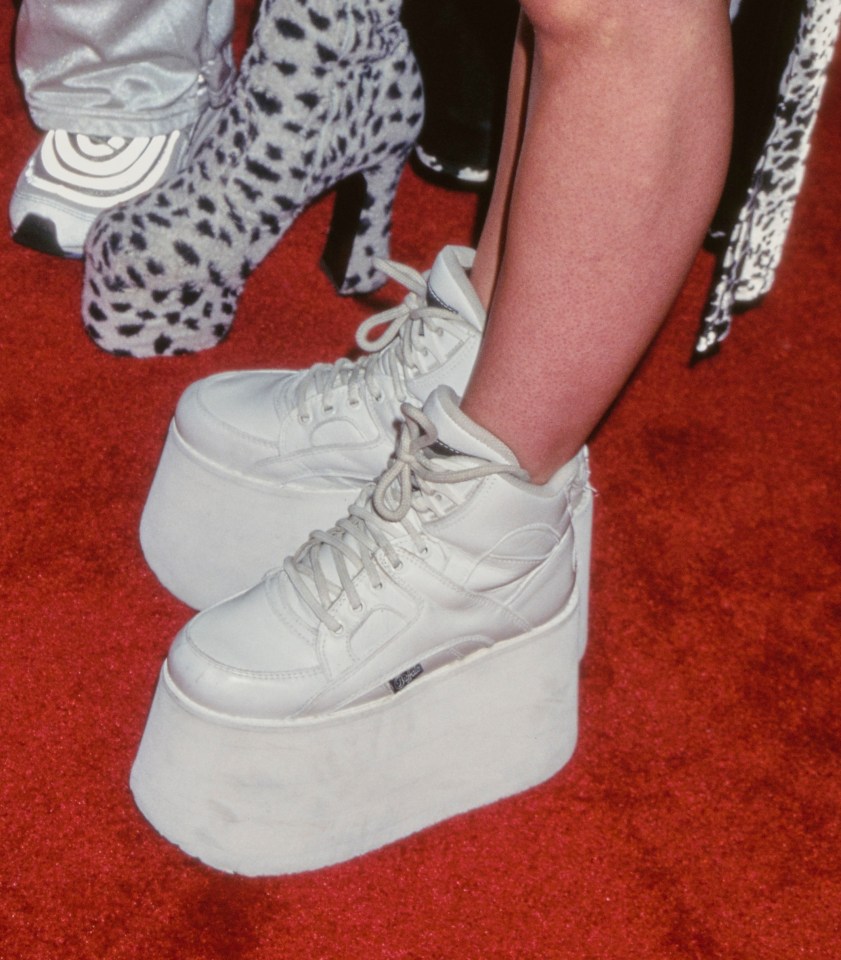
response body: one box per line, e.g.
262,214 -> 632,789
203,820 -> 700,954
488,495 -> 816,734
16,0 -> 235,136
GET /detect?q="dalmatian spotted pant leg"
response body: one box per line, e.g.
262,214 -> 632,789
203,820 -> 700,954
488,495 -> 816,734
82,0 -> 423,357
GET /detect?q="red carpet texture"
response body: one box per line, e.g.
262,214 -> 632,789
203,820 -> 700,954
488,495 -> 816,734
2,5 -> 840,958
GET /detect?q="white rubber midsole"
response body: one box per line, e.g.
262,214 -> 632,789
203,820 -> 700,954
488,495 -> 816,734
140,420 -> 365,609
130,590 -> 581,876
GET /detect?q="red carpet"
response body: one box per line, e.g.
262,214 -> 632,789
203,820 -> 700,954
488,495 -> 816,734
2,5 -> 840,958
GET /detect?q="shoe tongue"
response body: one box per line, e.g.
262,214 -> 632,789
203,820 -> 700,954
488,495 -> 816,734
425,247 -> 485,331
286,387 -> 520,627
423,386 -> 521,470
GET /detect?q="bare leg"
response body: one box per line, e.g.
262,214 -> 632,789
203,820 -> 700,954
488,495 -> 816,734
470,14 -> 531,307
463,0 -> 734,481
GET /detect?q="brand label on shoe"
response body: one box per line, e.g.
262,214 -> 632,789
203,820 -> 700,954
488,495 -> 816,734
427,288 -> 457,314
389,663 -> 424,693
427,439 -> 464,459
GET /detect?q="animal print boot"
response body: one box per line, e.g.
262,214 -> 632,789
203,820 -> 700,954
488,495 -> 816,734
82,0 -> 423,357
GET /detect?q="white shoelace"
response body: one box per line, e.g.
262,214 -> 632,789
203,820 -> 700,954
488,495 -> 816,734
283,403 -> 521,634
292,259 -> 476,422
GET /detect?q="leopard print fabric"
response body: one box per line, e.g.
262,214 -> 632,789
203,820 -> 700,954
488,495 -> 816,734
697,0 -> 841,358
82,0 -> 423,358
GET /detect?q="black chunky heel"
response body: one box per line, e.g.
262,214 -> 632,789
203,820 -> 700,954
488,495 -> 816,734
321,172 -> 368,291
321,147 -> 411,294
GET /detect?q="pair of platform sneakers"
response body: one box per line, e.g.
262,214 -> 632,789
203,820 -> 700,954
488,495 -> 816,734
132,246 -> 593,875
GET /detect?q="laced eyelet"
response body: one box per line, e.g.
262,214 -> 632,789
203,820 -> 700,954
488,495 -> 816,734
419,546 -> 430,557
323,405 -> 335,414
373,393 -> 384,403
298,413 -> 311,424
349,399 -> 360,408
330,623 -> 345,636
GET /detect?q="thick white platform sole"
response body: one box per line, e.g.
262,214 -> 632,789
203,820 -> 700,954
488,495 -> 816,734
130,590 -> 582,876
140,423 -> 595,655
139,421 -> 364,610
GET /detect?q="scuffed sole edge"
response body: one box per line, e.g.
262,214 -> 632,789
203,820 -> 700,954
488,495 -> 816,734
130,592 -> 580,876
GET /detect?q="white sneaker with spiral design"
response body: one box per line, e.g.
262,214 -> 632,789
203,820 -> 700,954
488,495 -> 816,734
10,127 -> 199,258
130,386 -> 592,875
140,246 -> 486,609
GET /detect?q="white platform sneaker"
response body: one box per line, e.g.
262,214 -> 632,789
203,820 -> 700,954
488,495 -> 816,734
140,246 -> 486,609
131,386 -> 593,875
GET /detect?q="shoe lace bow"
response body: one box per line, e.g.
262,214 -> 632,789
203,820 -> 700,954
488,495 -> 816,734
293,259 -> 474,419
283,402 -> 520,633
